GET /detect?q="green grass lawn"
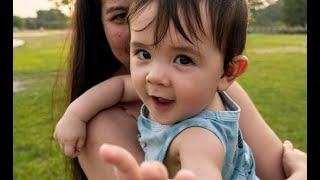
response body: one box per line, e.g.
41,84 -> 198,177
14,30 -> 69,179
242,34 -> 307,151
13,31 -> 307,179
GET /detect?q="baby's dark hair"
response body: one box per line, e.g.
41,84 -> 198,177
127,0 -> 249,73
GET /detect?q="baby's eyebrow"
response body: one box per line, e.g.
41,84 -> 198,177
130,41 -> 154,49
130,41 -> 201,57
170,45 -> 196,53
130,41 -> 144,47
168,44 -> 201,57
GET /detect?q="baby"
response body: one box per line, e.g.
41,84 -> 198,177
54,0 -> 259,179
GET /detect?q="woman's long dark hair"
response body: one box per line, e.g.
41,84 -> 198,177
52,0 -> 121,179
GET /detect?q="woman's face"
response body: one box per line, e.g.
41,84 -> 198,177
101,0 -> 132,71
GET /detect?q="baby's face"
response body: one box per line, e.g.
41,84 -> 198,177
129,1 -> 225,125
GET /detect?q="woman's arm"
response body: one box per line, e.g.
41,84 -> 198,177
225,81 -> 286,179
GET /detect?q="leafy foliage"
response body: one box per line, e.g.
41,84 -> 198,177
37,9 -> 70,29
282,0 -> 307,26
24,18 -> 38,29
50,0 -> 279,11
249,0 -> 279,10
13,9 -> 70,29
250,1 -> 283,26
13,15 -> 24,28
49,0 -> 75,14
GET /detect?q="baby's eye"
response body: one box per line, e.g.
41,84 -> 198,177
174,56 -> 194,65
137,50 -> 151,60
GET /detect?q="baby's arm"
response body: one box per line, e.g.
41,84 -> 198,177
54,75 -> 138,158
99,143 -> 197,180
170,127 -> 224,180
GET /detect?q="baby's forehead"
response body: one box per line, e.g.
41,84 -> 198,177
129,1 -> 214,46
129,1 -> 157,29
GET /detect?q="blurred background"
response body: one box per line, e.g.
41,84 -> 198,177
13,0 -> 307,33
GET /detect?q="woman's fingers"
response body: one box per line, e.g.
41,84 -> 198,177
283,140 -> 294,150
99,144 -> 141,180
282,140 -> 307,179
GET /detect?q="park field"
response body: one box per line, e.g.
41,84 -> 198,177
13,30 -> 307,179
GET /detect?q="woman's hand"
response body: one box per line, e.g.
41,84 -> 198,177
282,140 -> 307,180
99,144 -> 196,180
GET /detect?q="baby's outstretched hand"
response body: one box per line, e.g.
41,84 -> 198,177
53,111 -> 87,158
99,144 -> 197,180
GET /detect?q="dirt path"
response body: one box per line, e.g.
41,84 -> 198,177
13,39 -> 25,48
13,81 -> 24,92
13,38 -> 25,92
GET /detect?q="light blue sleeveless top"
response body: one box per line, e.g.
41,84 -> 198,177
137,91 -> 259,179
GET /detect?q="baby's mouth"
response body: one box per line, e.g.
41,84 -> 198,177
151,96 -> 174,107
153,96 -> 173,103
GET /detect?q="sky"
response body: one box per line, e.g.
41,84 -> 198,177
13,0 -> 70,18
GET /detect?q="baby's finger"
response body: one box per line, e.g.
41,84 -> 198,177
72,150 -> 80,158
64,144 -> 77,158
99,144 -> 141,180
173,169 -> 196,180
140,161 -> 168,180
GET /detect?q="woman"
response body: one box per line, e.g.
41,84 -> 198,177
53,0 -> 305,179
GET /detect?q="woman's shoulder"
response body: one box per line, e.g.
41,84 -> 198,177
79,102 -> 144,178
83,101 -> 143,157
87,101 -> 142,133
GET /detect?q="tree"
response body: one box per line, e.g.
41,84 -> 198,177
49,0 -> 74,16
50,0 -> 278,11
249,0 -> 279,10
250,1 -> 283,26
13,15 -> 24,28
49,0 -> 283,27
50,0 -> 73,7
36,9 -> 70,29
282,0 -> 307,26
24,18 -> 38,29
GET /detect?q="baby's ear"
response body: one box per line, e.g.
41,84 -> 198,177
218,55 -> 248,91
